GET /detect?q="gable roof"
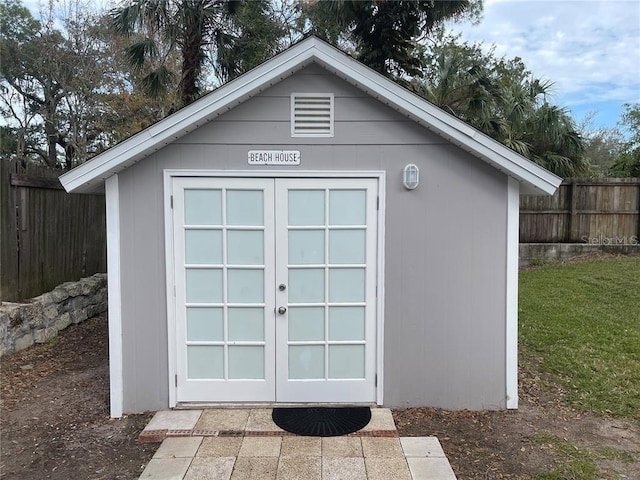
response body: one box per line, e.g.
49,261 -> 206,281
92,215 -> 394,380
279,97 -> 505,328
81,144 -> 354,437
60,36 -> 561,195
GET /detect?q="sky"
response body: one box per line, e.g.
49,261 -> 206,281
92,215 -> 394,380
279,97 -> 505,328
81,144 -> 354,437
447,0 -> 640,133
21,0 -> 640,133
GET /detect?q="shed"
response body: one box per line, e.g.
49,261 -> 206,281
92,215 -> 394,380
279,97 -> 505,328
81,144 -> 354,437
60,37 -> 561,418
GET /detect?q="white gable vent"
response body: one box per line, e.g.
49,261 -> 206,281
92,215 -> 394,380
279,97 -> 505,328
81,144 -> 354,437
291,93 -> 334,137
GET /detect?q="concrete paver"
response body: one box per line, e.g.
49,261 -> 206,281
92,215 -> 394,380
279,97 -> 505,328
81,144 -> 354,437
196,437 -> 242,457
401,437 -> 446,458
230,457 -> 278,480
153,437 -> 203,459
144,410 -> 202,431
195,409 -> 249,432
360,408 -> 396,432
245,408 -> 285,432
322,437 -> 363,457
364,457 -> 412,480
323,456 -> 367,480
276,456 -> 322,479
280,436 -> 321,457
361,437 -> 405,458
238,436 -> 282,457
139,458 -> 193,480
407,457 -> 457,480
183,457 -> 234,480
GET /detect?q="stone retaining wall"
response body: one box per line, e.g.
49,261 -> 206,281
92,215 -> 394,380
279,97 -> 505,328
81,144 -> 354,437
519,243 -> 640,266
0,273 -> 107,357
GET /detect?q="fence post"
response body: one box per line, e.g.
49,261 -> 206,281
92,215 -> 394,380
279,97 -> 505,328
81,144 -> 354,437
0,160 -> 19,302
637,182 -> 640,240
569,179 -> 579,242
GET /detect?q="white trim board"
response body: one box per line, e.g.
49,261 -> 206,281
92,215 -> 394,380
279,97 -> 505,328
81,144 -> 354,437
60,37 -> 561,197
375,174 -> 386,407
163,171 -> 178,409
105,175 -> 123,418
506,177 -> 520,409
163,169 -> 387,179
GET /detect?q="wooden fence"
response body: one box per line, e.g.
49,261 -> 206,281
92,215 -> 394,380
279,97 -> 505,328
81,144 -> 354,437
1,159 -> 106,302
520,178 -> 640,243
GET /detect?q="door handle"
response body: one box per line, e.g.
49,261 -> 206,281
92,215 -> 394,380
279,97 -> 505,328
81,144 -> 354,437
278,306 -> 287,315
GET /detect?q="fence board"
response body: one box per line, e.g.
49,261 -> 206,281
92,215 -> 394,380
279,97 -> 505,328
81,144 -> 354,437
0,161 -> 19,300
0,159 -> 106,302
520,178 -> 640,243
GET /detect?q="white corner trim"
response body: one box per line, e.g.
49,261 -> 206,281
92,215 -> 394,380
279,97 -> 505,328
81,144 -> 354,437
163,171 -> 177,408
506,177 -> 520,409
376,174 -> 386,406
105,175 -> 123,418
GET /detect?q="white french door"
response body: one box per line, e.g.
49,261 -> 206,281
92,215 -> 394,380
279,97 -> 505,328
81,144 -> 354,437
274,179 -> 378,402
172,178 -> 275,402
171,176 -> 378,404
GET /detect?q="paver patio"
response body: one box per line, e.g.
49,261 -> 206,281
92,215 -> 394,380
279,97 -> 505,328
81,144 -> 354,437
138,408 -> 456,479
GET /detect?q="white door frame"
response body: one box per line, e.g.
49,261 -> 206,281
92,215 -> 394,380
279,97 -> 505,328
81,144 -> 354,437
164,170 -> 386,407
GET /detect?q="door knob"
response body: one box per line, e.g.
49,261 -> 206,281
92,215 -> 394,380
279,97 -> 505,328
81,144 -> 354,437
279,284 -> 286,291
278,306 -> 287,315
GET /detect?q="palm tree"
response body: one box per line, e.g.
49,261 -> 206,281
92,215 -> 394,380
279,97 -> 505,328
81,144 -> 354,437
111,0 -> 281,108
417,42 -> 503,136
417,36 -> 590,177
302,0 -> 476,79
497,82 -> 588,177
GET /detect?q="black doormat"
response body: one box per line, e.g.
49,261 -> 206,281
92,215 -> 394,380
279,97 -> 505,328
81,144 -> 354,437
272,407 -> 371,437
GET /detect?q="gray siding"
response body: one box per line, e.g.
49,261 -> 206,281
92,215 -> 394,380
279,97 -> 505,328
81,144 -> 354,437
118,159 -> 170,412
382,144 -> 507,410
117,63 -> 508,412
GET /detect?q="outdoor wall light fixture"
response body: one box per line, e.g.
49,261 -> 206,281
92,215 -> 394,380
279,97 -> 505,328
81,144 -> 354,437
403,164 -> 419,190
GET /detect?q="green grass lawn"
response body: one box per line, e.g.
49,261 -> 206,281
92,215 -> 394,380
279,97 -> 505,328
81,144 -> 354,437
519,256 -> 640,422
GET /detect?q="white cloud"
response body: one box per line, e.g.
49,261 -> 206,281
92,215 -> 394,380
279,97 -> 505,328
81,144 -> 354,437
448,0 -> 640,126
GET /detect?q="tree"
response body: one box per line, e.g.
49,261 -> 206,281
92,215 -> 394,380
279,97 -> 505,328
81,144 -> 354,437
417,35 -> 501,129
85,13 -> 179,147
578,113 -> 627,176
610,103 -> 640,177
301,0 -> 481,79
1,0 -> 70,167
0,78 -> 42,164
523,102 -> 588,178
111,0 -> 284,108
415,33 -> 590,178
213,0 -> 285,82
1,0 -> 171,168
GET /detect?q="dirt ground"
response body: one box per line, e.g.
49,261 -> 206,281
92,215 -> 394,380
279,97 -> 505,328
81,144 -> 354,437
1,313 -> 639,480
0,314 -> 156,480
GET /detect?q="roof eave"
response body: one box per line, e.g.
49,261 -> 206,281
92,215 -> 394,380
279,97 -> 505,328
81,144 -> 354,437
61,36 -> 562,196
60,39 -> 322,193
